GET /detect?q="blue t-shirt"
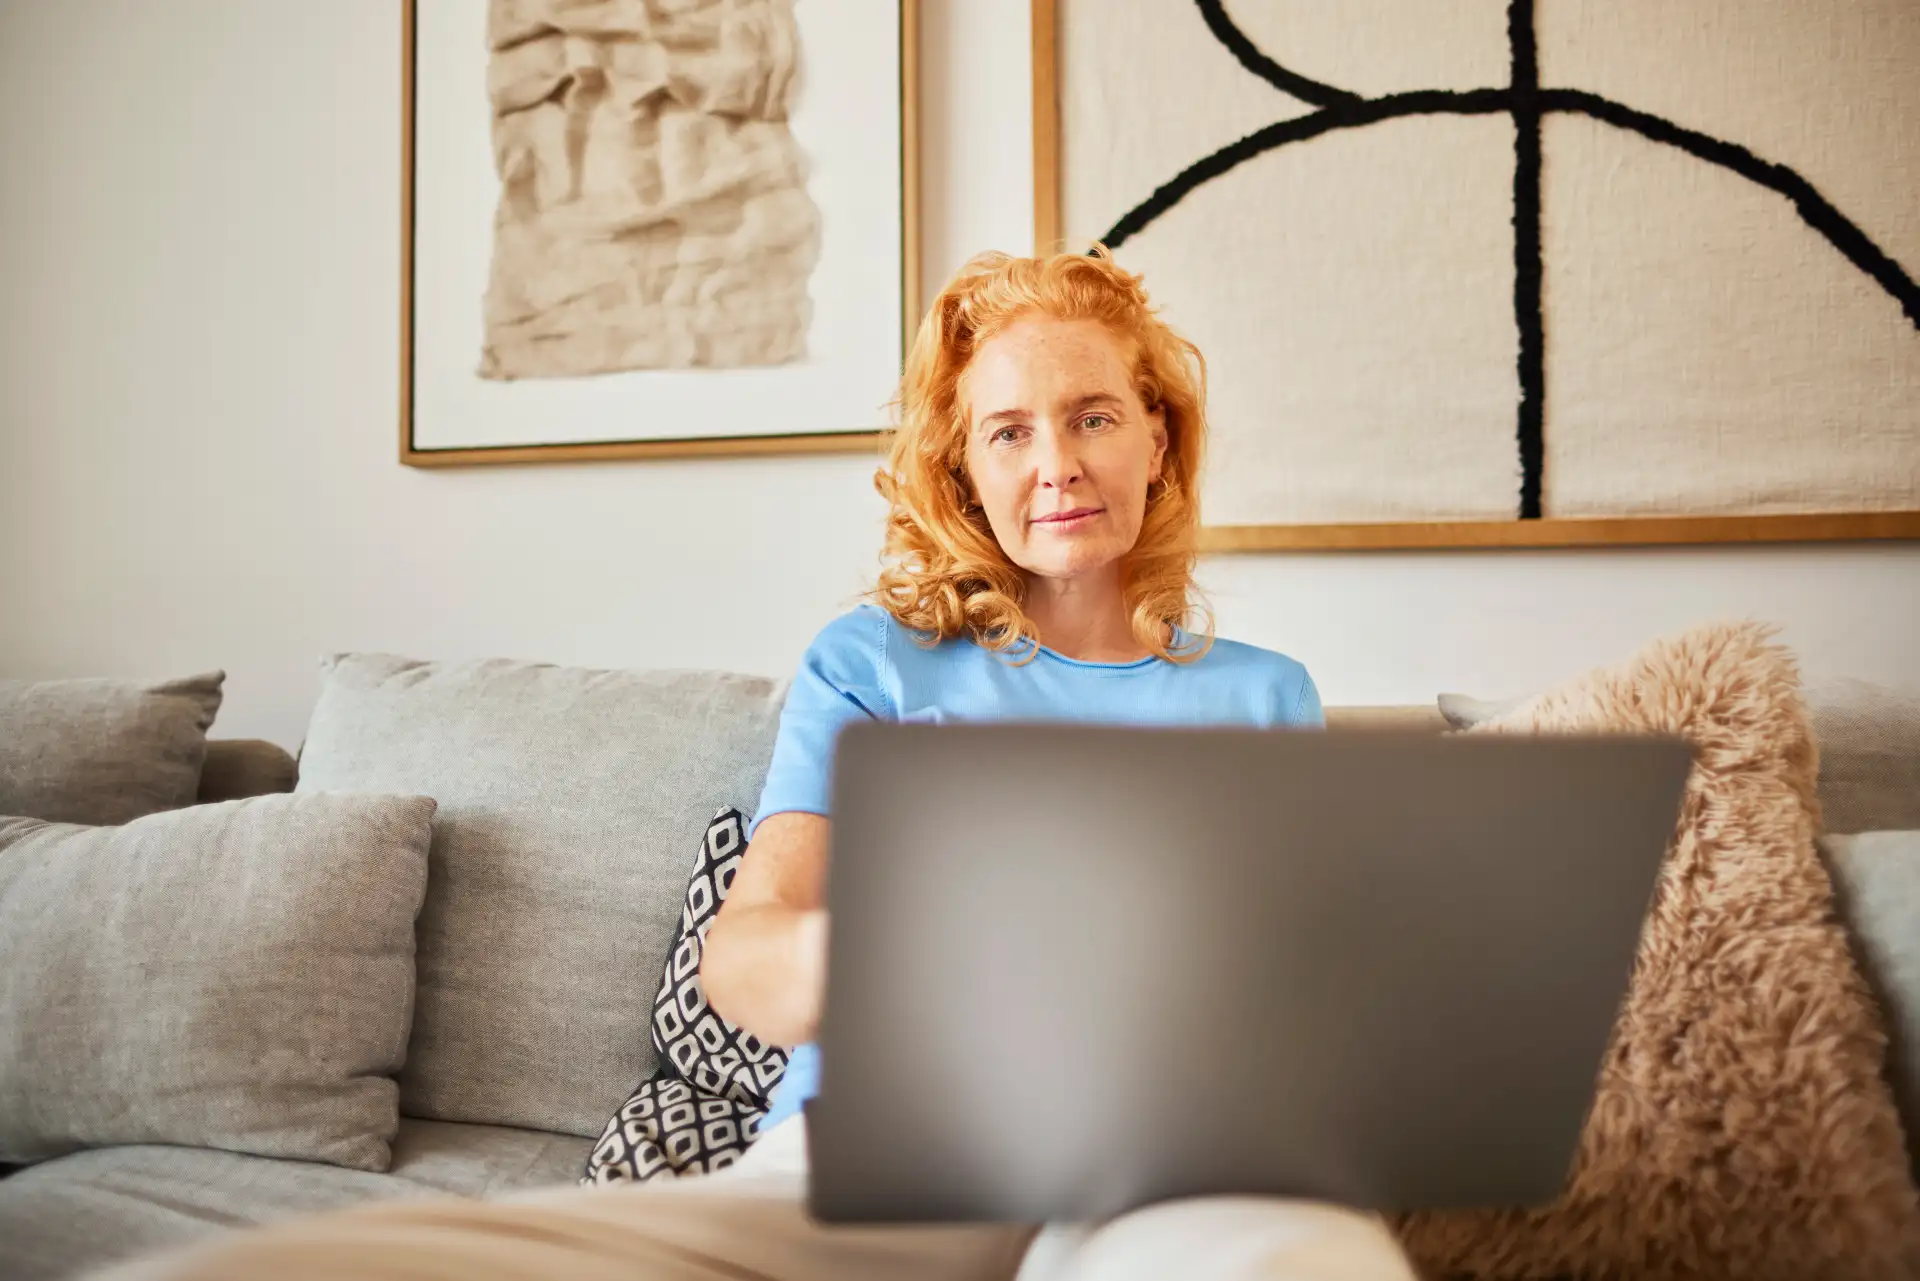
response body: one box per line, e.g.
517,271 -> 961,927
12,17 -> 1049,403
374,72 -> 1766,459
750,604 -> 1322,1131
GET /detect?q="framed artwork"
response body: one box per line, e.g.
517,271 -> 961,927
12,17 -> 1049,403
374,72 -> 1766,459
1032,0 -> 1920,550
401,1 -> 919,466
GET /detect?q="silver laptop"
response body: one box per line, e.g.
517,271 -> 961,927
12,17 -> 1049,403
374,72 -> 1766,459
804,723 -> 1691,1223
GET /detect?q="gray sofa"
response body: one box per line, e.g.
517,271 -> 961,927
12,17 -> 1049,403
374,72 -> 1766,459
0,656 -> 792,1280
0,658 -> 1915,1281
0,737 -> 587,1270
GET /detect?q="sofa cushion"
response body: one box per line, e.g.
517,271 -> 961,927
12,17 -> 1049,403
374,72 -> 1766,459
0,1119 -> 591,1281
0,793 -> 434,1173
1823,830 -> 1920,1184
0,673 -> 223,825
1398,623 -> 1919,1281
295,653 -> 785,1138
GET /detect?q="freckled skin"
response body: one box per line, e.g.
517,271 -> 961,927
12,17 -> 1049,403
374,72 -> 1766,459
961,317 -> 1167,588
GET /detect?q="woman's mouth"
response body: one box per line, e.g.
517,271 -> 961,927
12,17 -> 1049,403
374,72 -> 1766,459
1031,507 -> 1102,530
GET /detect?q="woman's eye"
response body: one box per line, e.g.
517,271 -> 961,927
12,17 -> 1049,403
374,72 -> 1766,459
1080,413 -> 1113,431
993,426 -> 1022,444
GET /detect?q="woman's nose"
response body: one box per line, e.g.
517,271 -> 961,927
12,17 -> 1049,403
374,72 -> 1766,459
1034,427 -> 1084,490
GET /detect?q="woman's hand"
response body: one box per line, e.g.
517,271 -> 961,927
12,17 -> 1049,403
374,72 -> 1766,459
702,812 -> 830,1047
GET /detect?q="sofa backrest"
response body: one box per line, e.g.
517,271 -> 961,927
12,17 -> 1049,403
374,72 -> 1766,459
208,680 -> 1911,1146
291,653 -> 785,1139
200,697 -> 1436,1138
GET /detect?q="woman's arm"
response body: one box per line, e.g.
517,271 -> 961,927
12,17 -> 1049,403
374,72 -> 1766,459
702,811 -> 831,1048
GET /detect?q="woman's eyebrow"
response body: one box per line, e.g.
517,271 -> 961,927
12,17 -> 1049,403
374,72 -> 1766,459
1061,393 -> 1126,415
977,407 -> 1029,431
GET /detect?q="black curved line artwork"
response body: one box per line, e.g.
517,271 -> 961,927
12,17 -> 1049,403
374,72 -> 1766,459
1102,0 -> 1920,520
1192,0 -> 1360,109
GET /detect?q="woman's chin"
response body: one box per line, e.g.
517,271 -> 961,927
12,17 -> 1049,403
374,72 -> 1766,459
1017,542 -> 1129,582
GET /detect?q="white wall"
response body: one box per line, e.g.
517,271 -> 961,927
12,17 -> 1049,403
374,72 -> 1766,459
1,0 -> 1915,748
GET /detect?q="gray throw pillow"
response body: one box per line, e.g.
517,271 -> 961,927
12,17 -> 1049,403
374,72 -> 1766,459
296,653 -> 784,1138
1821,829 -> 1920,1183
0,791 -> 434,1172
0,673 -> 224,824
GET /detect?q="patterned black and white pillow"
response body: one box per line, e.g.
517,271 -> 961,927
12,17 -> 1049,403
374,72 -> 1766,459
583,807 -> 790,1183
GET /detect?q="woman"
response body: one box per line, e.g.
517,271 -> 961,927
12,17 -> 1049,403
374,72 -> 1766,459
119,251 -> 1414,1281
703,245 -> 1325,1135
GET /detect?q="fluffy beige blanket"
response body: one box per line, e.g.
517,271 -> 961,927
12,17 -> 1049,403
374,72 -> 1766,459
1396,622 -> 1919,1280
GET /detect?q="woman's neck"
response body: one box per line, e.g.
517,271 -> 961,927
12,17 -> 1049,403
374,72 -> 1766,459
1023,570 -> 1150,662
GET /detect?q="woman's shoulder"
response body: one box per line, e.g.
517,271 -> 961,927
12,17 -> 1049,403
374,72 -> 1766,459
812,603 -> 972,663
799,603 -> 938,682
782,606 -> 897,717
1191,633 -> 1307,679
796,605 -> 965,720
1191,634 -> 1321,726
796,605 -> 896,680
805,603 -> 888,651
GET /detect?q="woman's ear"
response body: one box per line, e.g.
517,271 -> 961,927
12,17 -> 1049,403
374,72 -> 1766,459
1147,406 -> 1169,482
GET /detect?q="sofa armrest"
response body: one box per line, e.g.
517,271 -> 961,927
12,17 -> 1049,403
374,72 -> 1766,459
1325,705 -> 1448,733
196,739 -> 298,804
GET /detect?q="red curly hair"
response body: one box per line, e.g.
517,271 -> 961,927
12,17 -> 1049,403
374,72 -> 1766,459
870,248 -> 1211,661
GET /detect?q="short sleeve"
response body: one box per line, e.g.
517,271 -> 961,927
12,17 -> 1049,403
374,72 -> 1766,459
750,608 -> 891,839
1284,668 -> 1325,728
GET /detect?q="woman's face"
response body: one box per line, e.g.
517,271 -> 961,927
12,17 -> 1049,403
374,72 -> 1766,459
961,316 -> 1167,584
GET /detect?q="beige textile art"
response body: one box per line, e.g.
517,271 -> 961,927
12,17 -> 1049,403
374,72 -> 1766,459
480,0 -> 820,379
1055,0 -> 1920,527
